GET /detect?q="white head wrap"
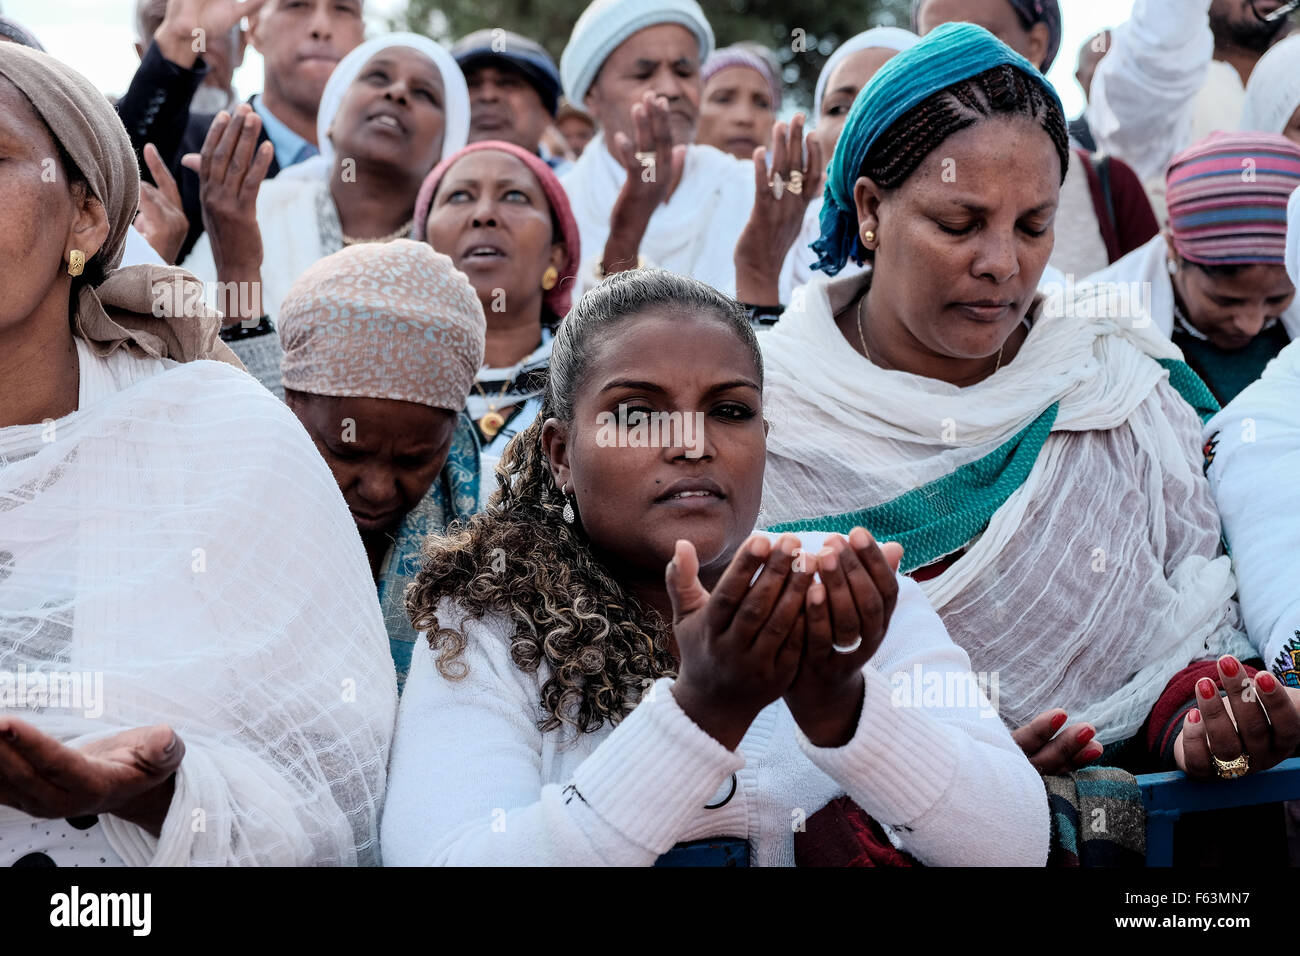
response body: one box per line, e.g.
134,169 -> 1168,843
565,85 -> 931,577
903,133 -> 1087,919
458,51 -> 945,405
1288,186 -> 1300,288
560,0 -> 714,105
313,33 -> 470,174
812,27 -> 920,121
1241,35 -> 1300,138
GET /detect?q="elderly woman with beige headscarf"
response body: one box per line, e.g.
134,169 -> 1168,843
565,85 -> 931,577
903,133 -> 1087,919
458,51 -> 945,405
278,240 -> 486,693
0,44 -> 396,866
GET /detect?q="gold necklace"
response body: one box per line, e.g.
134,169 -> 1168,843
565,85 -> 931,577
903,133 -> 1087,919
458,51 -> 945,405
341,217 -> 414,246
855,295 -> 1004,373
473,376 -> 515,438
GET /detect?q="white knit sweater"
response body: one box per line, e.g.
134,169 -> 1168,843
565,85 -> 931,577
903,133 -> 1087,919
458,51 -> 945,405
381,552 -> 1049,866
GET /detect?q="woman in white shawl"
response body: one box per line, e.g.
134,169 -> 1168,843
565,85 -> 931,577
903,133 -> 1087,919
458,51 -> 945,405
761,24 -> 1300,783
557,0 -> 816,310
1204,188 -> 1300,692
0,44 -> 395,866
181,33 -> 470,395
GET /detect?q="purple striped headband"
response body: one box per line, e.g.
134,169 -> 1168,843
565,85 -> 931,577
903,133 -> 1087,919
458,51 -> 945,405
1166,131 -> 1300,266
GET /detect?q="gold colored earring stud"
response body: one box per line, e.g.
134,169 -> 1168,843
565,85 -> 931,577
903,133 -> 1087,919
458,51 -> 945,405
863,230 -> 876,245
67,249 -> 86,277
542,266 -> 559,291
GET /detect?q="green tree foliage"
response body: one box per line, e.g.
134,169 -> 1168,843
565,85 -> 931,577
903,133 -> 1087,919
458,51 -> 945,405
393,0 -> 913,111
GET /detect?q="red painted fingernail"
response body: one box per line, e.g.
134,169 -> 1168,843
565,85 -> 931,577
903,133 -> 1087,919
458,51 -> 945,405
1187,709 -> 1201,724
1050,712 -> 1067,732
1076,726 -> 1095,745
1257,672 -> 1277,693
1198,678 -> 1217,700
1219,655 -> 1239,678
1081,746 -> 1101,761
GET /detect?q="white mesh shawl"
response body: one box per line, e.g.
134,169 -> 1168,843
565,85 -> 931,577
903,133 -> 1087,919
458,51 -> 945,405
761,272 -> 1253,743
0,342 -> 396,865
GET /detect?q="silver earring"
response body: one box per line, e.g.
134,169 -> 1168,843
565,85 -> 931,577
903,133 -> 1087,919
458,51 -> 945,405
561,484 -> 576,525
1166,258 -> 1178,276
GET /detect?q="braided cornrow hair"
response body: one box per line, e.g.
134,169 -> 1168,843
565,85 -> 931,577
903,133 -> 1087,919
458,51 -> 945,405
405,268 -> 761,734
862,62 -> 1069,193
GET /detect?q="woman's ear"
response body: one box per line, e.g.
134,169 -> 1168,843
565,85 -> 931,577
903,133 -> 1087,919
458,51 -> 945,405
1027,23 -> 1051,72
548,242 -> 567,273
68,185 -> 109,269
1162,228 -> 1180,275
540,417 -> 572,490
852,175 -> 884,252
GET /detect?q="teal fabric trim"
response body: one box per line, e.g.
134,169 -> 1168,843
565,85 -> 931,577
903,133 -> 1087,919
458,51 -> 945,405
1156,358 -> 1220,424
766,402 -> 1059,573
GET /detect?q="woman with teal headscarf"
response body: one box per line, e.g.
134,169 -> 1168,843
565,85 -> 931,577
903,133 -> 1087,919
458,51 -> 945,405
761,23 -> 1300,785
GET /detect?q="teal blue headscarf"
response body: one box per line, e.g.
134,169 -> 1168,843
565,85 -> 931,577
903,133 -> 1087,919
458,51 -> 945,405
812,22 -> 1064,276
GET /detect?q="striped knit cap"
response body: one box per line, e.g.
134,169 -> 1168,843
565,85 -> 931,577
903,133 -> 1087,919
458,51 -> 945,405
1165,131 -> 1300,267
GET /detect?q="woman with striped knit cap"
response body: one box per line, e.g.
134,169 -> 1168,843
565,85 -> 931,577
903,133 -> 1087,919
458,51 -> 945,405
1087,131 -> 1300,403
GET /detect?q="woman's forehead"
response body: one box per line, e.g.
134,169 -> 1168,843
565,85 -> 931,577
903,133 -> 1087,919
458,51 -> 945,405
360,47 -> 443,85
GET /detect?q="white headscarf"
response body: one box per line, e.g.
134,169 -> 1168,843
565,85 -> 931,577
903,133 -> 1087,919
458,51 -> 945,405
812,27 -> 920,122
283,33 -> 470,181
1240,34 -> 1300,137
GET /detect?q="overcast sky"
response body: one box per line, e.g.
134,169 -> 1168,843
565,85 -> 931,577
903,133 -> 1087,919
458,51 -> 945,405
5,0 -> 1136,118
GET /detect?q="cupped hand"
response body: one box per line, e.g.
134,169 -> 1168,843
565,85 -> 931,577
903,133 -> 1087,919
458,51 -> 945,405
783,528 -> 902,747
667,533 -> 811,749
1012,708 -> 1103,775
1175,657 -> 1300,780
0,718 -> 183,836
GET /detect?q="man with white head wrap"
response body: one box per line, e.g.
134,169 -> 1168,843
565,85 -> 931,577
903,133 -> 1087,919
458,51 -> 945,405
182,33 -> 470,394
558,0 -> 801,301
1204,187 -> 1300,691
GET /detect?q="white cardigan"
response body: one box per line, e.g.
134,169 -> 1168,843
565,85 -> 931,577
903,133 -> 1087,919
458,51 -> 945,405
381,540 -> 1049,867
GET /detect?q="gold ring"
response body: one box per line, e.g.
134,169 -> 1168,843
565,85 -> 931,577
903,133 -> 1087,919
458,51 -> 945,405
1212,753 -> 1250,779
769,172 -> 785,200
787,170 -> 804,196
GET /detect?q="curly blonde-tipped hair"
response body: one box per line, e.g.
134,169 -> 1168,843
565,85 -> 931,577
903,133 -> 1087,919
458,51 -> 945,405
404,269 -> 761,734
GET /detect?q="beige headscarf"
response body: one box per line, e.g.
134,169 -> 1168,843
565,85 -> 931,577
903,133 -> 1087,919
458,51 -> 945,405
0,43 -> 237,366
279,241 -> 485,411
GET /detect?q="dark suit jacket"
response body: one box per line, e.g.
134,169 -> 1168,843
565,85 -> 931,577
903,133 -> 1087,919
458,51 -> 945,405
116,40 -> 280,263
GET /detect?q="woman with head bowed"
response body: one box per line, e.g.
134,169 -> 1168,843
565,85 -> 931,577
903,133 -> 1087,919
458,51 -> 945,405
913,0 -> 1158,281
557,0 -> 819,310
0,44 -> 395,866
1086,132 -> 1300,404
414,140 -> 579,496
380,268 -> 1049,867
277,241 -> 486,692
759,24 -> 1300,785
696,44 -> 781,162
180,33 -> 470,396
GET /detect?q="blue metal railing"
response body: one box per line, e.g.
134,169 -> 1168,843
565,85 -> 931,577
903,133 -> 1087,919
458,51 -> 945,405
1135,756 -> 1300,865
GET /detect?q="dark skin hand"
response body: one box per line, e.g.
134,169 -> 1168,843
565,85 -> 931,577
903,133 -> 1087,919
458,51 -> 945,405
602,92 -> 687,275
1012,709 -> 1102,775
135,143 -> 190,265
182,103 -> 275,325
0,718 -> 183,838
1175,656 -> 1300,780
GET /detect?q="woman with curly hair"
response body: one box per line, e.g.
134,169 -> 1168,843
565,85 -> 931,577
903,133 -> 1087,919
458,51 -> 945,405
380,267 -> 1049,866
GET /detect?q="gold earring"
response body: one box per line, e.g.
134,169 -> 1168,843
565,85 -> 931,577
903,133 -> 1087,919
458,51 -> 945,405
67,250 -> 86,277
541,266 -> 559,291
862,230 -> 876,245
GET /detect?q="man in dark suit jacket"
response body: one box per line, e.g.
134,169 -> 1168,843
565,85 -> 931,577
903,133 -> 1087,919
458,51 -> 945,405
116,0 -> 366,263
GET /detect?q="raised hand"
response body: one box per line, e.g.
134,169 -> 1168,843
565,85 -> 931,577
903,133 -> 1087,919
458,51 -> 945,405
155,0 -> 269,70
135,143 -> 190,264
182,104 -> 273,324
734,113 -> 824,306
782,528 -> 901,747
1175,657 -> 1300,780
666,534 -> 811,750
1012,708 -> 1102,775
600,92 -> 688,277
0,718 -> 183,837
